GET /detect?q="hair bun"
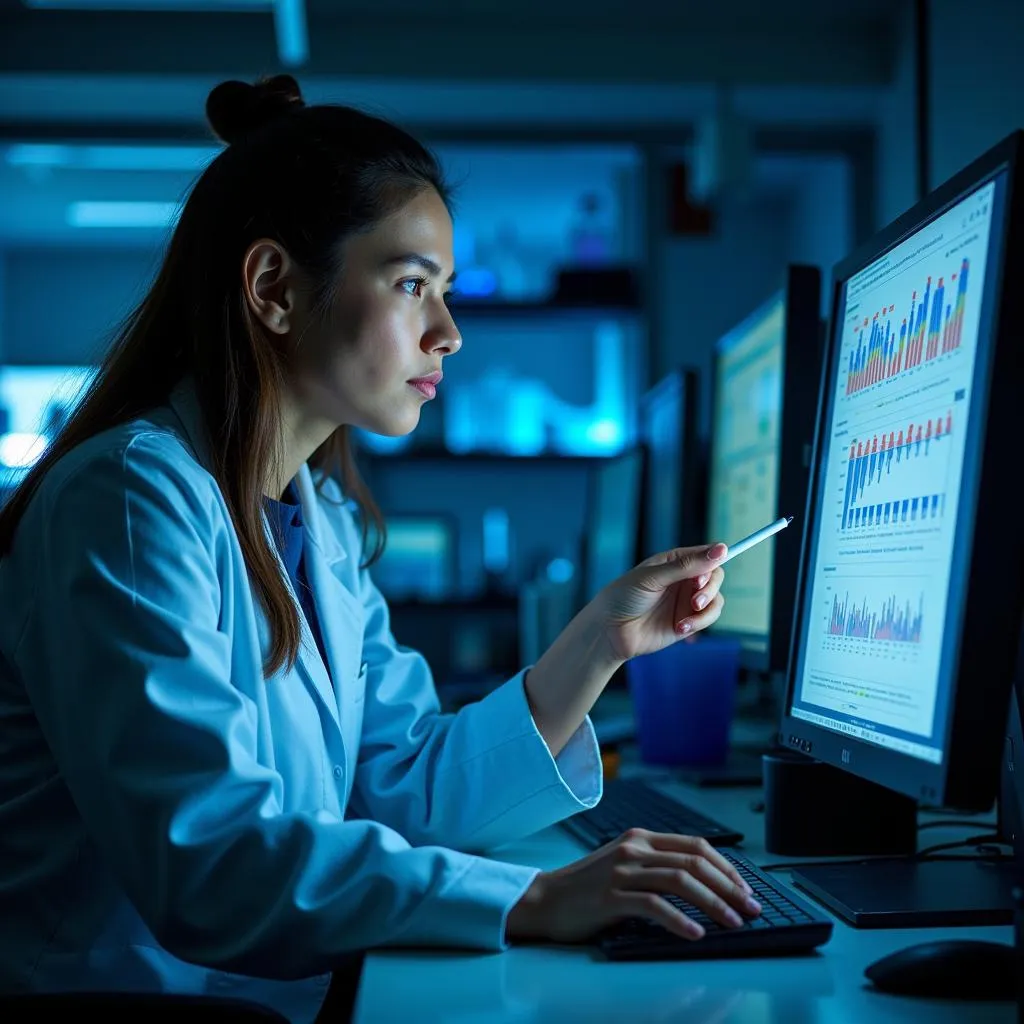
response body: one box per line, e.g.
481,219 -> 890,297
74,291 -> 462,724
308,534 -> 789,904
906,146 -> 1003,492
206,75 -> 305,145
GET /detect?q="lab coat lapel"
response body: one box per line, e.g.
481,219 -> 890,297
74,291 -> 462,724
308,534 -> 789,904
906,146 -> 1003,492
292,466 -> 364,712
166,379 -> 344,730
277,513 -> 342,729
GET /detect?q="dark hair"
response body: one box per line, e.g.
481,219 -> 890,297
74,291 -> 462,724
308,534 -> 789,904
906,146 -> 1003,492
0,74 -> 451,678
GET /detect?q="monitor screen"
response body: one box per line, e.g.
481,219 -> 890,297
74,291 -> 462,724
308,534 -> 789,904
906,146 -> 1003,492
372,515 -> 457,601
789,174 -> 1003,767
0,365 -> 96,477
583,448 -> 644,602
706,296 -> 786,650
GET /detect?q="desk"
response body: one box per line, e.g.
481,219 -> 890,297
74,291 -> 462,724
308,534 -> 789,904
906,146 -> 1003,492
354,774 -> 1017,1023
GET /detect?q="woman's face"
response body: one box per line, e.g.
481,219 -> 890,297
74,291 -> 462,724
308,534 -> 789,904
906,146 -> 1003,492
285,186 -> 461,438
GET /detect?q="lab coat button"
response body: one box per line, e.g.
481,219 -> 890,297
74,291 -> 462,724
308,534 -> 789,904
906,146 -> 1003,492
333,765 -> 343,778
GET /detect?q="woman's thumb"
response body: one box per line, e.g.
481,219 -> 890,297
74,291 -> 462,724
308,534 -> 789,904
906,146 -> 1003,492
644,542 -> 728,582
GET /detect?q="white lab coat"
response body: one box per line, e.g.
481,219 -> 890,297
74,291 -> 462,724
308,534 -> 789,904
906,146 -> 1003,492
0,378 -> 602,1023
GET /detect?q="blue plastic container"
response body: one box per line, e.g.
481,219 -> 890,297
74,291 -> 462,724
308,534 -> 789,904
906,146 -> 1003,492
626,637 -> 742,766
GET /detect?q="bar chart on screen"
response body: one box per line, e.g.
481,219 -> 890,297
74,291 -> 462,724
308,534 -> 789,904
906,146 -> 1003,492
827,590 -> 924,644
841,408 -> 955,532
844,259 -> 970,396
817,580 -> 928,669
839,179 -> 993,401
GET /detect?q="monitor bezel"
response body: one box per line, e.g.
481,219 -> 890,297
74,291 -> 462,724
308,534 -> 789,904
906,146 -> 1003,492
779,130 -> 1024,811
705,264 -> 823,674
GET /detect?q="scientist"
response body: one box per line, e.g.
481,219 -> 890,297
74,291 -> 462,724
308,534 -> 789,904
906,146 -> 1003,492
0,75 -> 758,1024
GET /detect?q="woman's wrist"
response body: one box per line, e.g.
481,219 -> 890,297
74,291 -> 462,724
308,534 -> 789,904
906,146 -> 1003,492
524,607 -> 624,757
505,871 -> 551,942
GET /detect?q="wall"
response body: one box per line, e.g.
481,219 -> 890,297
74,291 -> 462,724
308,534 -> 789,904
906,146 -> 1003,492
875,0 -> 920,229
787,157 -> 854,311
656,193 -> 793,439
3,248 -> 160,364
928,0 -> 1024,187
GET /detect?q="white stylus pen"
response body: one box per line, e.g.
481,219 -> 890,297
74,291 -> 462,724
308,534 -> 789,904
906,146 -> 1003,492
719,516 -> 793,564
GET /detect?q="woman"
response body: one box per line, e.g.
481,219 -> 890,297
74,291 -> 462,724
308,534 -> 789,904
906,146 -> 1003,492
0,76 -> 759,1024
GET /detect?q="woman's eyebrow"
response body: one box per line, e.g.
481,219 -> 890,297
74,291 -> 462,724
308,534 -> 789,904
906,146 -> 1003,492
381,253 -> 457,283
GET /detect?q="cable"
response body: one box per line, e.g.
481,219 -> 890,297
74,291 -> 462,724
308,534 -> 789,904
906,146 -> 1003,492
916,833 -> 1005,858
917,819 -> 997,831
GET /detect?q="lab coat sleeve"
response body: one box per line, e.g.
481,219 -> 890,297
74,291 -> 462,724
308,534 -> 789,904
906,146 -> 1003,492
16,436 -> 540,978
348,560 -> 603,854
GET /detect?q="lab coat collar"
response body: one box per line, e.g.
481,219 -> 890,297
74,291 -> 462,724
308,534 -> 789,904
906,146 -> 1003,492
166,377 -> 352,731
166,376 -> 347,566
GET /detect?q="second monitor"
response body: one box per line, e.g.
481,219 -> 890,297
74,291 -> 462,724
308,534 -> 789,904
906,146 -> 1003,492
705,265 -> 823,676
638,366 -> 704,558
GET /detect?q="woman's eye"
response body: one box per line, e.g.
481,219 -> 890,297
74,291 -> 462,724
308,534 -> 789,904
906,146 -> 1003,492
401,278 -> 425,297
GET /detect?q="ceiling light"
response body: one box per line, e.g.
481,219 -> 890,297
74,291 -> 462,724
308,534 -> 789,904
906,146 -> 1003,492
6,143 -> 219,171
66,201 -> 180,228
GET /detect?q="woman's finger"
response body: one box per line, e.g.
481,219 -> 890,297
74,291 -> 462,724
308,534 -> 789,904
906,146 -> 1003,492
643,833 -> 753,896
695,565 -> 724,594
691,566 -> 725,612
675,593 -> 725,636
624,866 -> 747,930
608,889 -> 705,940
613,848 -> 759,917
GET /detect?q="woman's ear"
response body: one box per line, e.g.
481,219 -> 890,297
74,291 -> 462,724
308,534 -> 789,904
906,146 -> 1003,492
241,239 -> 298,334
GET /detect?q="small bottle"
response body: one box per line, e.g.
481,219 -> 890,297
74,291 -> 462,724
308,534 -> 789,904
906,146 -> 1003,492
569,192 -> 612,266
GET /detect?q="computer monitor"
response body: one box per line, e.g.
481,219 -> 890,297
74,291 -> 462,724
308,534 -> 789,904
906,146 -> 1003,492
705,265 -> 823,674
582,447 -> 644,603
372,514 -> 457,601
779,130 -> 1024,924
637,367 -> 703,558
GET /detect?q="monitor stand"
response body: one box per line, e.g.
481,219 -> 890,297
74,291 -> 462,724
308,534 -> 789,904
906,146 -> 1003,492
790,857 -> 1016,928
792,684 -> 1024,929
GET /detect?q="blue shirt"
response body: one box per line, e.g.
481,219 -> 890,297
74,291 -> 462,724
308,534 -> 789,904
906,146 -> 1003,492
263,481 -> 331,679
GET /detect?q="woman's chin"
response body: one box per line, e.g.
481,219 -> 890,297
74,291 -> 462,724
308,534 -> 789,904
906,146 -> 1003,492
366,413 -> 419,439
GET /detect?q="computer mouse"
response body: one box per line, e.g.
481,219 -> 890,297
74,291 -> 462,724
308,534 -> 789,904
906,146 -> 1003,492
864,939 -> 1018,1000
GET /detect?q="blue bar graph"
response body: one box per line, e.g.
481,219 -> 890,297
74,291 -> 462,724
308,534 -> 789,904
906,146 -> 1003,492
841,410 -> 952,530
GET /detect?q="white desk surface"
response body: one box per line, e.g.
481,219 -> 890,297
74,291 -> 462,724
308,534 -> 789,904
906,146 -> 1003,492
354,753 -> 1017,1024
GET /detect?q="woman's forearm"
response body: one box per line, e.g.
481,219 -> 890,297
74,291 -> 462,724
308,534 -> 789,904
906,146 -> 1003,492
522,607 -> 624,758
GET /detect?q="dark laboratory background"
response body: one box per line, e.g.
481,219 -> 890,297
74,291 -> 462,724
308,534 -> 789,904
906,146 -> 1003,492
0,0 -> 1019,710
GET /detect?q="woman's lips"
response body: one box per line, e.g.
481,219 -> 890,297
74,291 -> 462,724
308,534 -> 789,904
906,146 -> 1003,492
408,380 -> 437,399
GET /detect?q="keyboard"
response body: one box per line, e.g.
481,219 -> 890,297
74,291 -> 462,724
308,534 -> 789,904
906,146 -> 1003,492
561,777 -> 745,848
596,849 -> 834,960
